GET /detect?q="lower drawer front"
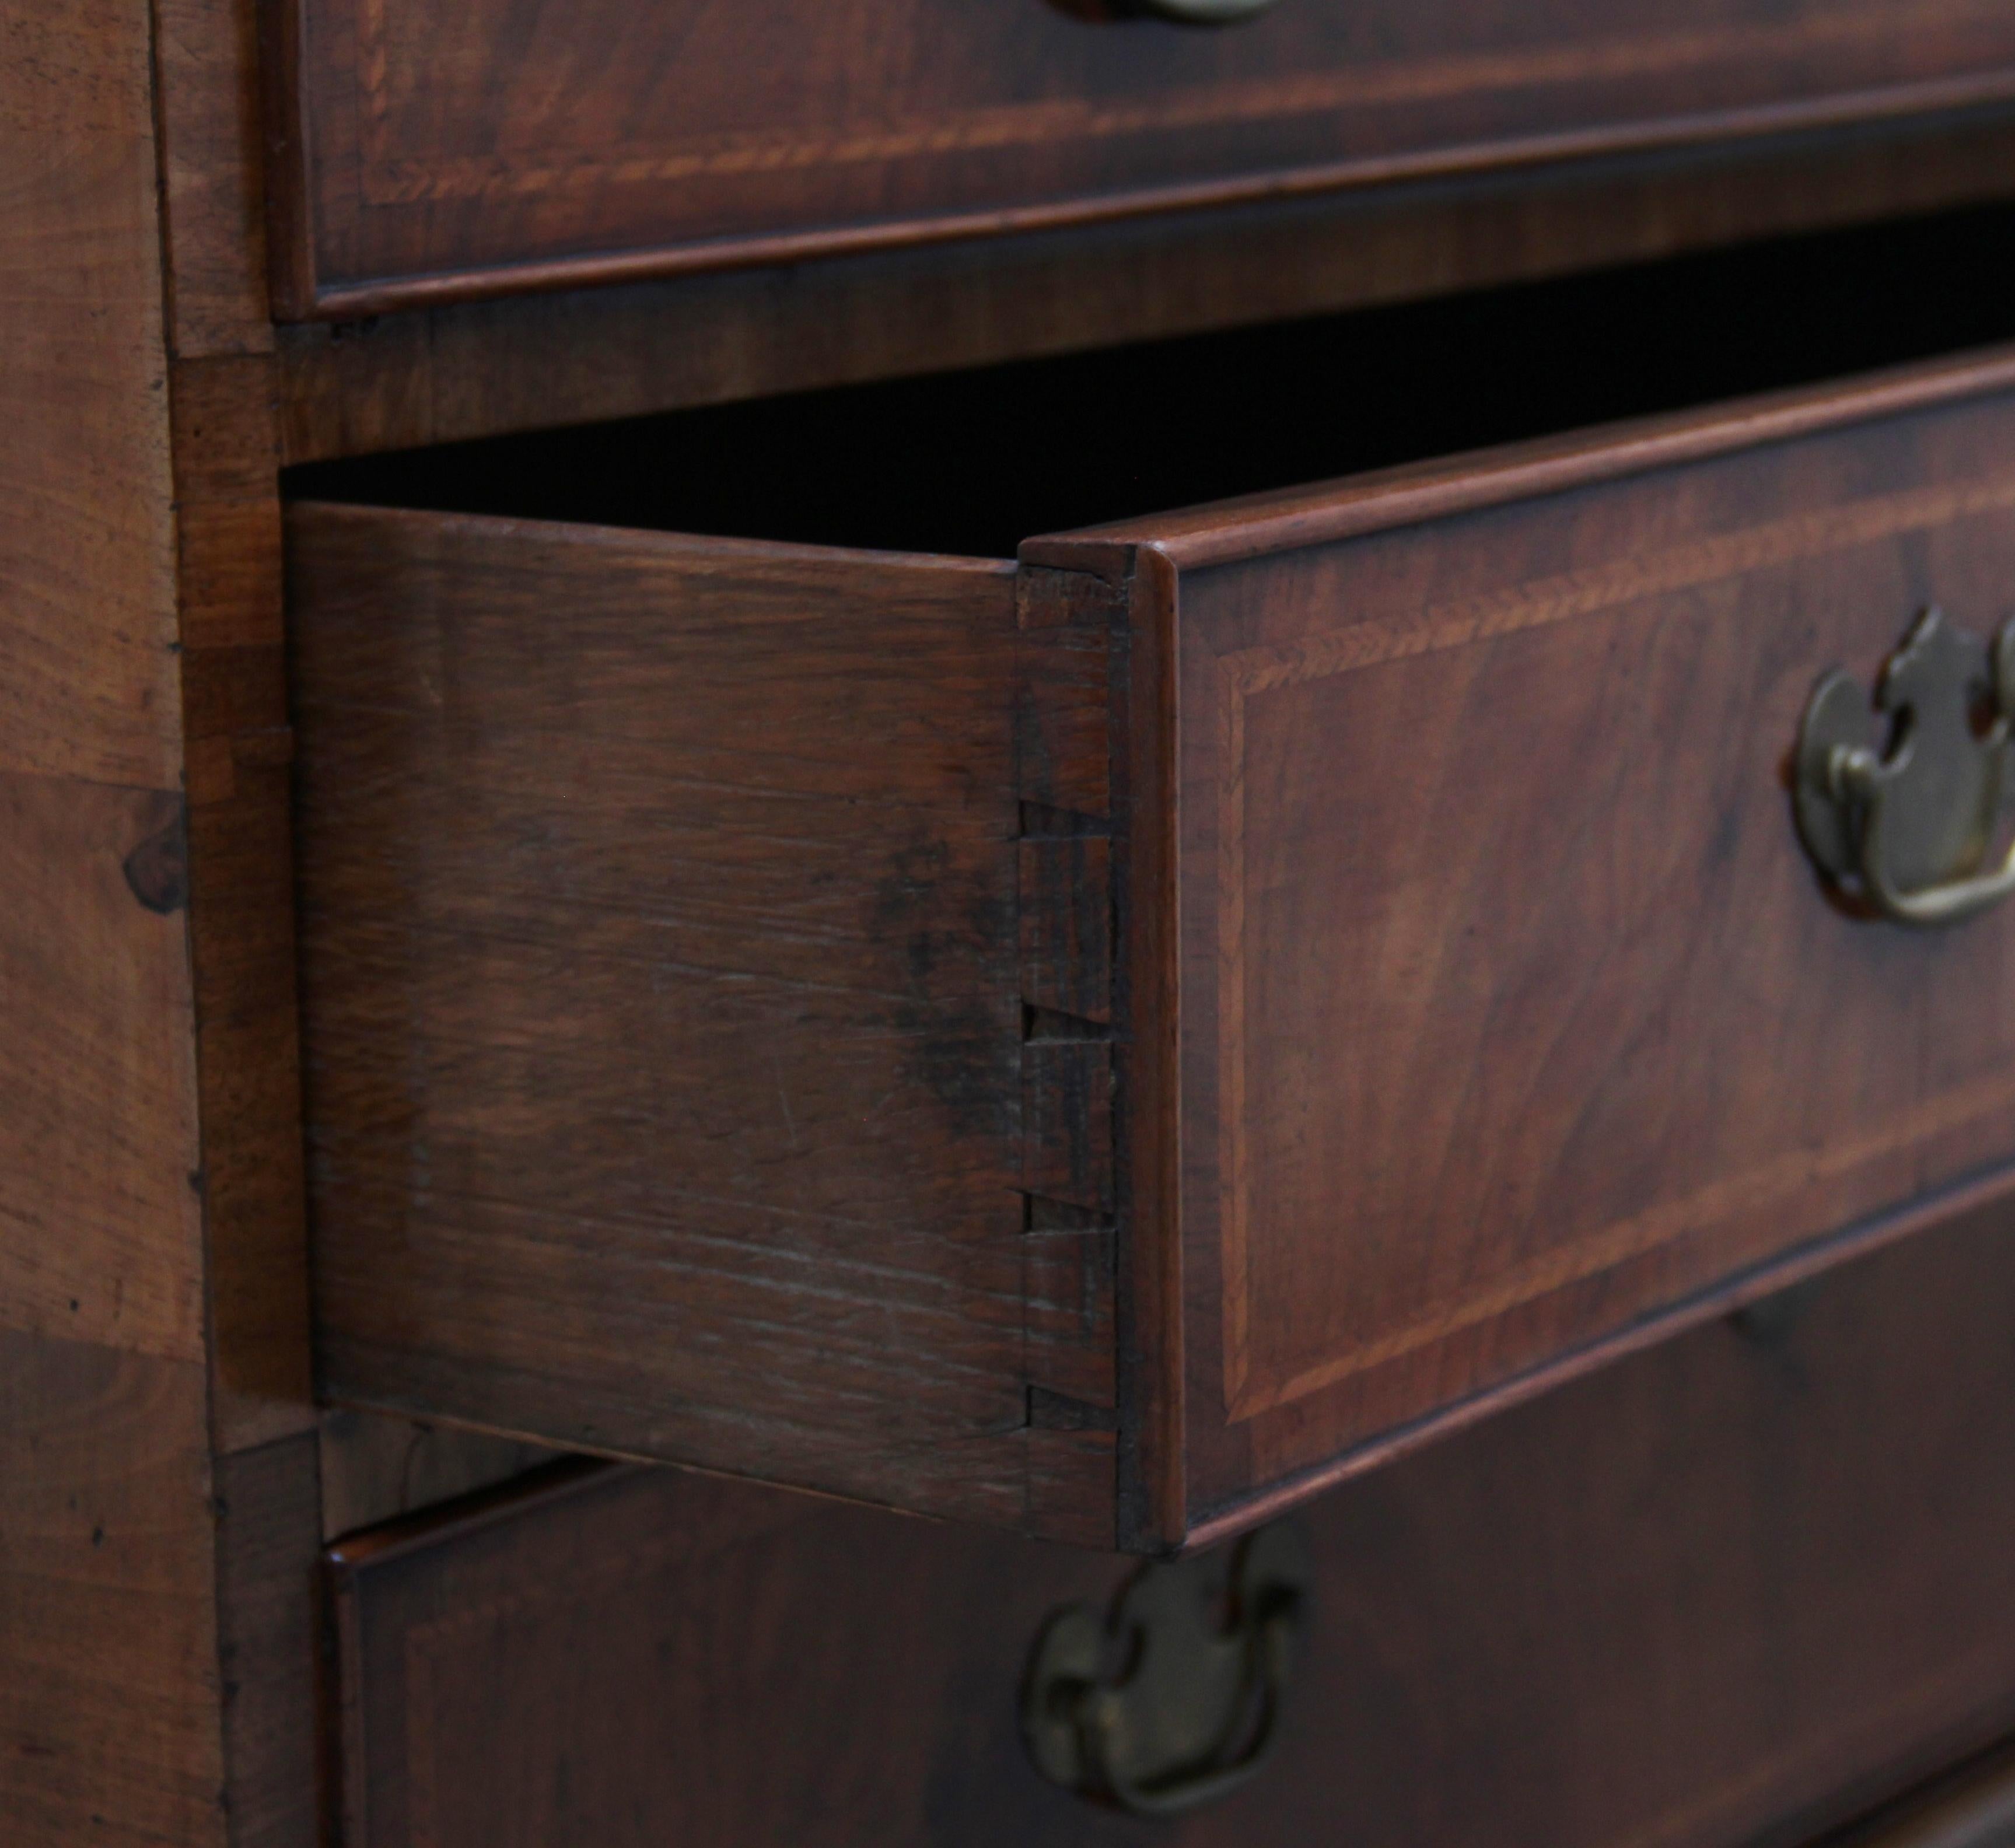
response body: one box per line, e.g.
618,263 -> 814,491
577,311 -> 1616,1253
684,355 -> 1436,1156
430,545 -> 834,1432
330,1198 -> 2015,1848
291,338 -> 2015,1550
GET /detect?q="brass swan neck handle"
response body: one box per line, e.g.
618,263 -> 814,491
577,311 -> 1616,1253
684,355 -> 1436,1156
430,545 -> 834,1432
1022,1522 -> 1311,1816
1794,608 -> 2015,928
1056,0 -> 1281,23
1138,0 -> 1281,20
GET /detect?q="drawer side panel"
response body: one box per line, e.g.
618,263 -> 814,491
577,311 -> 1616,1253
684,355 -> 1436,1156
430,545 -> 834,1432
289,506 -> 1113,1536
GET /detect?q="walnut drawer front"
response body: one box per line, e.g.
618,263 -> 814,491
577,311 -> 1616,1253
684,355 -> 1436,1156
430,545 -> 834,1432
289,290 -> 2015,1549
271,0 -> 2015,316
1041,360 -> 2015,1544
326,1200 -> 2015,1848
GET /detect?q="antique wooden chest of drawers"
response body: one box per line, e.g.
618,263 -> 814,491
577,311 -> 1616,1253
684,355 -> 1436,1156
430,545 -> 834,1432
18,1 -> 2015,1843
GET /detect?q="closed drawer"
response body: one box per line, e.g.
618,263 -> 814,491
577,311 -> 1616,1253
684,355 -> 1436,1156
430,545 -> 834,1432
289,214 -> 2015,1549
327,1200 -> 2015,1848
270,0 -> 2015,316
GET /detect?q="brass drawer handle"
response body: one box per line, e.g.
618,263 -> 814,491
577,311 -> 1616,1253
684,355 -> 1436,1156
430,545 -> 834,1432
1057,0 -> 1281,22
1022,1523 -> 1310,1816
1138,0 -> 1281,20
1794,608 -> 2015,927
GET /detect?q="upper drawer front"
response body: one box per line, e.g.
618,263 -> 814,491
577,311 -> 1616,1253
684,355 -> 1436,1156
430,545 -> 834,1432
1032,360 -> 2015,1542
275,0 -> 2015,314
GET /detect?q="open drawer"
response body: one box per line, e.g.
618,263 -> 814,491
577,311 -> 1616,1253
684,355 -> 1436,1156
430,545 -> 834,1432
288,211 -> 2015,1550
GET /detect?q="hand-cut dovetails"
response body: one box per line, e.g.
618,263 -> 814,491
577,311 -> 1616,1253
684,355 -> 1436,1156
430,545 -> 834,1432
1024,1191 -> 1118,1411
1024,1235 -> 1117,1434
1017,565 -> 1129,634
1016,567 -> 1122,1465
1022,838 -> 1114,1024
1015,565 -> 1119,1238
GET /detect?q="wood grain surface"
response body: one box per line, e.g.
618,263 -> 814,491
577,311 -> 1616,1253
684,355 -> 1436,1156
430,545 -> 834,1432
327,1192 -> 2015,1848
0,1333 -> 225,1845
25,0 -> 2015,1840
0,1 -> 328,1842
214,1433 -> 323,1848
274,0 -> 2015,314
0,774 -> 204,1362
172,352 -> 316,1450
161,4 -> 330,1832
0,6 -> 232,1842
156,0 -> 274,356
289,505 -> 1117,1539
1037,361 -> 2015,1539
0,0 -> 180,790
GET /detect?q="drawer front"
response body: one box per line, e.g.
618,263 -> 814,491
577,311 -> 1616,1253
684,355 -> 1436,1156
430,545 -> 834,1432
274,0 -> 2015,315
329,1201 -> 2015,1848
1036,355 -> 2015,1542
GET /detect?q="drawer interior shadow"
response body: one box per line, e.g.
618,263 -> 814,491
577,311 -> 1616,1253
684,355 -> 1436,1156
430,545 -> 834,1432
289,200 -> 2015,552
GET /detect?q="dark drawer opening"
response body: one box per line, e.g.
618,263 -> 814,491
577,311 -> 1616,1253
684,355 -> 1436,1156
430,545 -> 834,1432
288,200 -> 2015,558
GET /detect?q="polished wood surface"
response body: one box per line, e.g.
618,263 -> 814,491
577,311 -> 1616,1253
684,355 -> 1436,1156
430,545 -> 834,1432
329,1195 -> 2015,1848
289,508 -> 1115,1541
272,0 -> 2015,315
1040,358 -> 2015,1541
165,1 -> 330,1829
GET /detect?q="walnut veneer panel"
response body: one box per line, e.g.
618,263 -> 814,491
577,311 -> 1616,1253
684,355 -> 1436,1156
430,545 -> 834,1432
274,0 -> 2015,314
1033,352 -> 2015,1541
